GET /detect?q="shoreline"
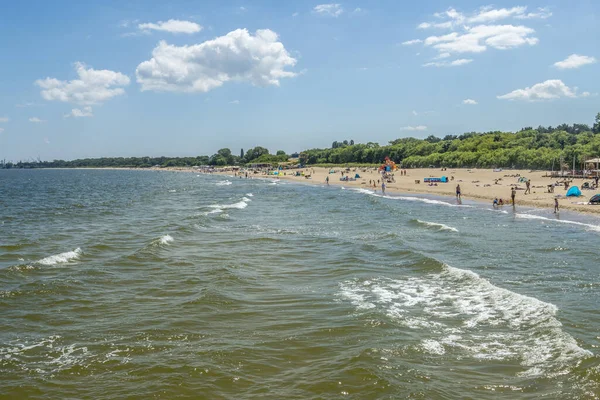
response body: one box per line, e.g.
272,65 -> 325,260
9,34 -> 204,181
217,166 -> 600,217
6,166 -> 600,216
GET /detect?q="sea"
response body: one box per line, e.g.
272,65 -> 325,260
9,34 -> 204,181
1,169 -> 600,399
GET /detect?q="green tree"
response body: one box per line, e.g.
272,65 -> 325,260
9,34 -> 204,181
593,112 -> 600,134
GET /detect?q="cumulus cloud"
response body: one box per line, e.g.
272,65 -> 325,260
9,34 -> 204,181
29,117 -> 45,123
463,99 -> 478,105
400,125 -> 427,131
553,54 -> 597,70
138,19 -> 202,34
419,6 -> 551,29
402,39 -> 423,45
497,79 -> 586,101
313,4 -> 343,17
423,58 -> 473,67
0,116 -> 9,123
65,106 -> 94,118
36,62 -> 130,105
424,25 -> 538,54
409,5 -> 548,65
136,29 -> 297,93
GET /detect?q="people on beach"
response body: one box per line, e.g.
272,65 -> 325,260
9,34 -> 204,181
525,180 -> 531,195
326,176 -> 329,185
381,182 -> 386,194
554,197 -> 559,213
493,198 -> 498,206
456,184 -> 461,200
511,187 -> 516,206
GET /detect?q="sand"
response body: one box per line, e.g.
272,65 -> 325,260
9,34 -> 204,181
237,167 -> 600,215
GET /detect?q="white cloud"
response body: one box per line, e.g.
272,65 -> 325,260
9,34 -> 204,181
292,12 -> 299,17
516,7 -> 552,19
463,98 -> 478,105
469,6 -> 527,23
425,25 -> 538,54
138,19 -> 202,34
29,117 -> 45,123
36,62 -> 130,105
423,58 -> 472,67
415,6 -> 546,63
419,6 -> 551,29
400,125 -> 427,131
553,54 -> 597,70
0,116 -> 9,123
136,29 -> 297,93
401,39 -> 422,45
313,4 -> 343,17
412,110 -> 418,116
497,79 -> 586,101
434,52 -> 451,59
229,100 -> 240,104
65,106 -> 94,118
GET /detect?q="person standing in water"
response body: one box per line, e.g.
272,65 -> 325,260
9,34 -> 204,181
554,197 -> 559,213
381,181 -> 386,194
511,187 -> 516,206
326,176 -> 329,185
456,184 -> 461,200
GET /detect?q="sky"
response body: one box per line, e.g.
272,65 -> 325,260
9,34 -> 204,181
0,0 -> 599,161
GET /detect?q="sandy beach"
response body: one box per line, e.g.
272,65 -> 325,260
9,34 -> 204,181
222,167 -> 600,215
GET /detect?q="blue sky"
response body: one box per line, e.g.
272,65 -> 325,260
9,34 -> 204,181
0,0 -> 599,161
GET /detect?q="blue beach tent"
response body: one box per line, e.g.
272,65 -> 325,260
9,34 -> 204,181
566,186 -> 582,197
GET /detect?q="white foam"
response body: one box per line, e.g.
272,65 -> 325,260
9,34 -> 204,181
220,200 -> 248,209
216,180 -> 232,186
516,213 -> 600,233
246,193 -> 253,197
338,263 -> 592,376
416,219 -> 459,232
37,248 -> 82,265
209,198 -> 250,211
351,188 -> 470,208
159,234 -> 174,245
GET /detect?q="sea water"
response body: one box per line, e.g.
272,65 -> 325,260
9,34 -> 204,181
1,169 -> 599,399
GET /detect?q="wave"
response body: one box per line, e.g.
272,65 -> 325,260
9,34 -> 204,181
37,248 -> 82,265
515,213 -> 600,233
338,261 -> 592,377
351,188 -> 470,208
415,219 -> 459,232
216,180 -> 232,186
207,196 -> 252,214
159,234 -> 174,245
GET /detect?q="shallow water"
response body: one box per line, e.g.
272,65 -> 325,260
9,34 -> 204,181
1,169 -> 600,399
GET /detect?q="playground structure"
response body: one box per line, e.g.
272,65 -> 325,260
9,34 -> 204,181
379,157 -> 397,172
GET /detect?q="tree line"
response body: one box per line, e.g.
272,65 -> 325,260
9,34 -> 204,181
0,147 -> 292,169
3,113 -> 599,170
